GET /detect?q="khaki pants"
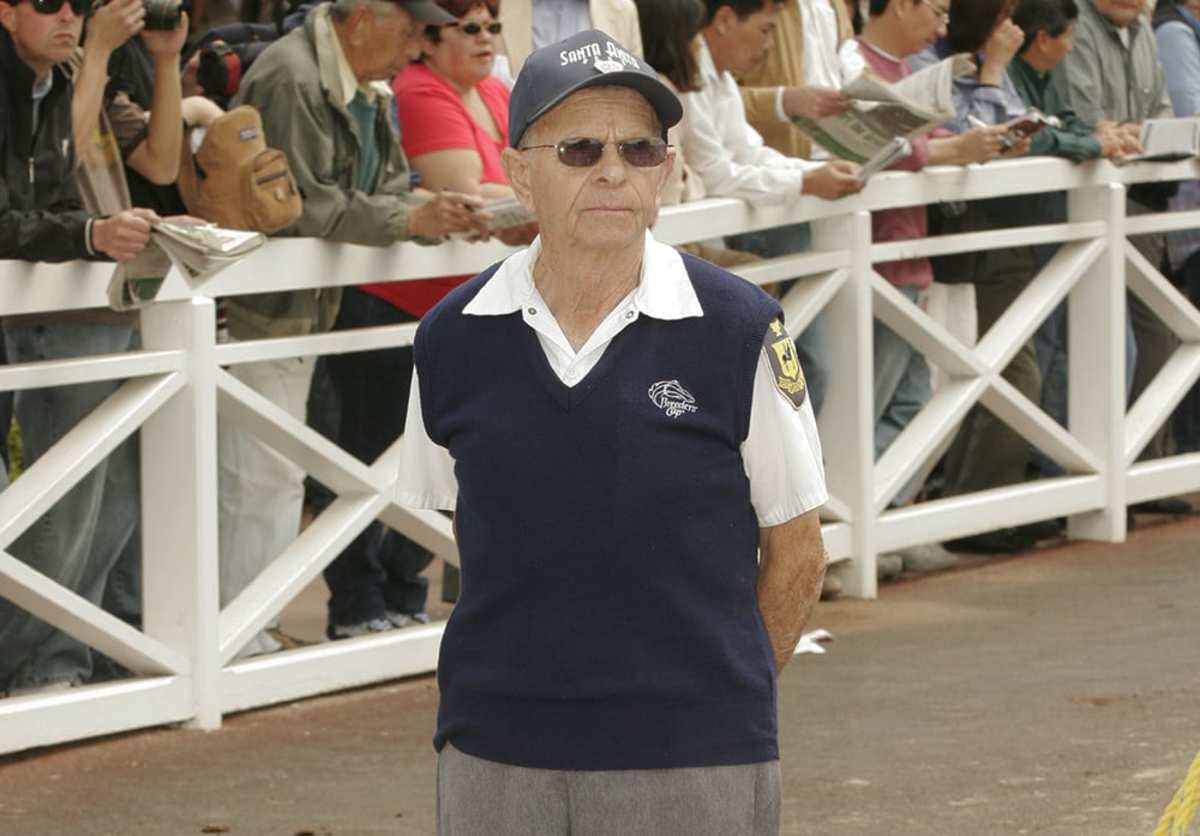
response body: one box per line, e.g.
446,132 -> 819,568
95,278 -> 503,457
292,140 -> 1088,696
944,246 -> 1042,495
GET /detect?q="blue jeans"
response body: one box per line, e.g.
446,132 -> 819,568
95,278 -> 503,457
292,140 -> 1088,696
0,322 -> 141,691
874,286 -> 932,459
322,289 -> 431,627
725,223 -> 829,415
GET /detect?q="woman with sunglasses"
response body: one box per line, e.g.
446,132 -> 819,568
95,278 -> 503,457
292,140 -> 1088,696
367,0 -> 536,321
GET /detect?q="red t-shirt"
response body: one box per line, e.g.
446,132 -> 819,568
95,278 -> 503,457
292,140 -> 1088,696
360,64 -> 511,317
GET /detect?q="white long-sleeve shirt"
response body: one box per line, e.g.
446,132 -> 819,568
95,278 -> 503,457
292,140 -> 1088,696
678,38 -> 822,203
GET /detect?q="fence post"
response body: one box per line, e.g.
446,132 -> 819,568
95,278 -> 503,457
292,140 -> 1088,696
811,209 -> 877,598
139,297 -> 222,729
1066,182 -> 1127,542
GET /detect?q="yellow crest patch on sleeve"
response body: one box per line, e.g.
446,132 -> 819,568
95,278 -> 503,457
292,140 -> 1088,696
762,318 -> 807,409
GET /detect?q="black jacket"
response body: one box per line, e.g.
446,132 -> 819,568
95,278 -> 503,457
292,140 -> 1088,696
0,28 -> 91,262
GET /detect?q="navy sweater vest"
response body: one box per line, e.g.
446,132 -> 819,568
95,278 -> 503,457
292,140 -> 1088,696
415,253 -> 783,771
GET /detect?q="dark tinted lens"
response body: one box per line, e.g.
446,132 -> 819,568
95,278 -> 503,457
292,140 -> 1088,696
458,21 -> 501,34
30,0 -> 65,14
618,138 -> 668,167
556,138 -> 605,167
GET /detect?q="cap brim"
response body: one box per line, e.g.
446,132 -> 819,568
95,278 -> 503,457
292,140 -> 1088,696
401,0 -> 456,24
514,70 -> 683,148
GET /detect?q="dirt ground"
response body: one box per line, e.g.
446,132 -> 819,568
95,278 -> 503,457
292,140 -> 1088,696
1,516 -> 1198,836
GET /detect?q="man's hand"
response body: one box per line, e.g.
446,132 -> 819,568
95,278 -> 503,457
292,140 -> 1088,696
407,191 -> 492,240
979,19 -> 1023,84
84,0 -> 145,56
758,509 -> 826,675
801,161 -> 863,199
92,208 -> 159,262
1117,122 -> 1143,155
955,125 -> 1009,163
781,86 -> 850,121
140,10 -> 188,57
997,132 -> 1032,158
1096,129 -> 1124,159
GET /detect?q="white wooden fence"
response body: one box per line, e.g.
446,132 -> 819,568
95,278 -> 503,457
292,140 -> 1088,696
1,156 -> 1198,754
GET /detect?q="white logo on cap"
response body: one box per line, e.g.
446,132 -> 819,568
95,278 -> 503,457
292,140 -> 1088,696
560,40 -> 640,69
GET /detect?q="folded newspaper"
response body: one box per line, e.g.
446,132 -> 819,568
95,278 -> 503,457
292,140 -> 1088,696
792,53 -> 976,164
1115,117 -> 1200,165
108,223 -> 265,311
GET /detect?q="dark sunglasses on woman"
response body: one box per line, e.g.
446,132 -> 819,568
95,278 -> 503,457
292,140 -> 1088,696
520,137 -> 670,168
3,0 -> 89,15
448,20 -> 502,35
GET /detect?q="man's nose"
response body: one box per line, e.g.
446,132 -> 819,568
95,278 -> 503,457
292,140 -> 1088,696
593,141 -> 627,184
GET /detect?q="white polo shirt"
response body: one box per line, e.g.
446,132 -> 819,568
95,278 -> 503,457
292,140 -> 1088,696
396,232 -> 828,527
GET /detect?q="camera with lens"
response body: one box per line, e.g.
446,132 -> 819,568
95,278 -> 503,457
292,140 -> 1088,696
142,0 -> 184,30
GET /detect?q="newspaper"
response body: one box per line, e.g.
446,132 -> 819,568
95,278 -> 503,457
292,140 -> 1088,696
107,223 -> 265,311
1116,117 -> 1200,165
857,137 -> 912,182
478,195 -> 535,231
792,53 -> 976,163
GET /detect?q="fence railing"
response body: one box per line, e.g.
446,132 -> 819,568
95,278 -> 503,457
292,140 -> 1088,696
2,156 -> 1198,754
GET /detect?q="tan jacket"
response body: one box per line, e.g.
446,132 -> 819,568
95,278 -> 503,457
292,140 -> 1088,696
498,0 -> 643,76
737,0 -> 853,160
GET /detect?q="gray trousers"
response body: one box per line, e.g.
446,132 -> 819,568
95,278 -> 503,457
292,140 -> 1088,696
437,744 -> 781,836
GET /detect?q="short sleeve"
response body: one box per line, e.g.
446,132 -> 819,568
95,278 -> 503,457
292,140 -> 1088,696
741,346 -> 828,527
395,368 -> 458,511
394,76 -> 478,158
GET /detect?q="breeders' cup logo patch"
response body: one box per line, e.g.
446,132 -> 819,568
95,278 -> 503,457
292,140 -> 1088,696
764,318 -> 807,409
648,380 -> 698,418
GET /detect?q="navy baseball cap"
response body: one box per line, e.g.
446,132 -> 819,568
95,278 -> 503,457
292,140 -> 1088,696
508,29 -> 683,149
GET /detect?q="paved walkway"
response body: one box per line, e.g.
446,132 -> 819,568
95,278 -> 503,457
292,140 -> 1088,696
1,516 -> 1198,835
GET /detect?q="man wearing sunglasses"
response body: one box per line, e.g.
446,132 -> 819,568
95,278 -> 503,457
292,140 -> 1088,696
0,0 -> 180,697
398,29 -> 828,836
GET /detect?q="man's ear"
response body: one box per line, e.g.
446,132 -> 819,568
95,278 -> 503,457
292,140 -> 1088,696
501,147 -> 536,213
0,3 -> 18,34
712,4 -> 737,35
655,146 -> 677,197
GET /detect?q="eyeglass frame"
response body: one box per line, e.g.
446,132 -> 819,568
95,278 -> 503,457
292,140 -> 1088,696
518,136 -> 671,169
918,0 -> 951,23
1,0 -> 89,16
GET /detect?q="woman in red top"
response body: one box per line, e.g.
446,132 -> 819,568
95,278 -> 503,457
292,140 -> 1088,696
360,0 -> 537,316
322,0 -> 535,639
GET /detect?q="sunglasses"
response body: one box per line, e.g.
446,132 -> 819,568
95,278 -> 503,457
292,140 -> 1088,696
447,20 -> 502,35
4,0 -> 88,15
520,136 -> 669,168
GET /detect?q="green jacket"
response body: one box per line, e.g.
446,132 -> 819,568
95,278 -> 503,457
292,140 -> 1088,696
227,4 -> 417,338
1008,57 -> 1102,162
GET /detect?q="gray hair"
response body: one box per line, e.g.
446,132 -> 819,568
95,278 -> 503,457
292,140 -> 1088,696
330,0 -> 403,22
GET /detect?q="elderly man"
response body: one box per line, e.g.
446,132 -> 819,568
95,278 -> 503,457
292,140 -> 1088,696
221,0 -> 491,656
398,28 -> 828,836
1061,0 -> 1191,516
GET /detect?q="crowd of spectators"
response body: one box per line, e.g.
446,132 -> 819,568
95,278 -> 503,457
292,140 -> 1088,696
1,0 -> 1199,693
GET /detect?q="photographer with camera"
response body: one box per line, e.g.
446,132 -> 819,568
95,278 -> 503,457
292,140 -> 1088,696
74,0 -> 187,188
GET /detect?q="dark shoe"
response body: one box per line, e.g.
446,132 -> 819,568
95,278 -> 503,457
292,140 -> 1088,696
944,528 -> 1036,555
1013,519 -> 1064,541
1131,497 -> 1193,515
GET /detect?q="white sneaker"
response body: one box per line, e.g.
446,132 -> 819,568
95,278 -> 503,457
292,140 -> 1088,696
385,611 -> 430,629
877,553 -> 904,581
899,543 -> 959,573
326,617 -> 394,640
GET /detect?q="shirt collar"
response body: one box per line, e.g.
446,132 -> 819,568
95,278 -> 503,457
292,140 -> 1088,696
463,231 -> 705,321
696,36 -> 723,89
318,8 -> 376,106
31,71 -> 53,101
857,36 -> 900,64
